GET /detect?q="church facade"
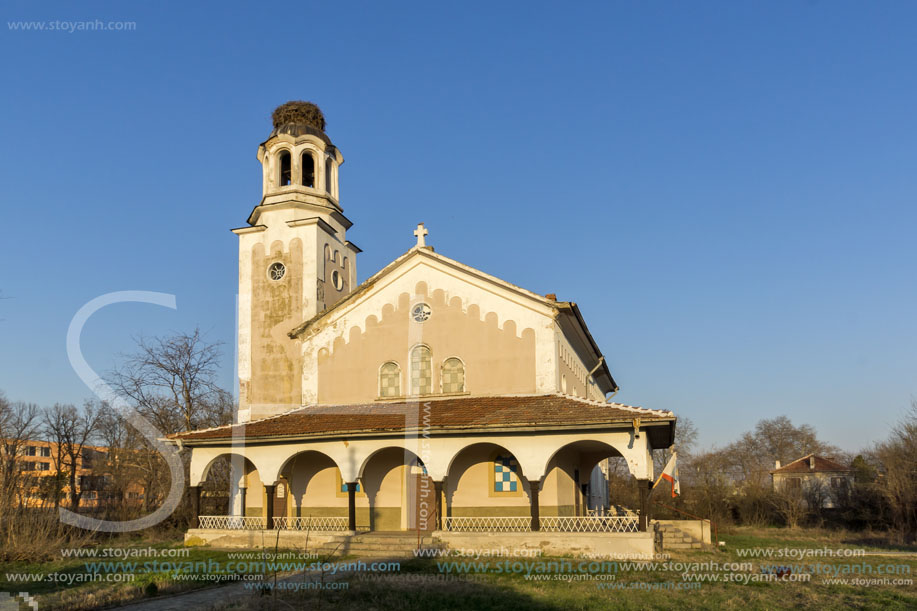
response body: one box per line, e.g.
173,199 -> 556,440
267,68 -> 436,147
171,103 -> 675,552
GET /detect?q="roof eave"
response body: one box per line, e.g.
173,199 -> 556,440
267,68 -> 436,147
166,417 -> 676,446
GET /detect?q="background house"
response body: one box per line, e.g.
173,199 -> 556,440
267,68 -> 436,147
770,454 -> 854,509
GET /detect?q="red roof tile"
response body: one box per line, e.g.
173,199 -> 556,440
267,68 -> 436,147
772,454 -> 851,474
169,394 -> 673,442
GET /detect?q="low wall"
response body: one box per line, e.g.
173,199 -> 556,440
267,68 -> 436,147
434,531 -> 656,559
652,519 -> 712,544
184,529 -> 656,558
184,528 -> 345,549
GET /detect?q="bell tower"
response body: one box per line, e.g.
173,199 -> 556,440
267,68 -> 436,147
234,101 -> 360,422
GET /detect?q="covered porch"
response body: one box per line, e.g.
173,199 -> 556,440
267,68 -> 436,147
172,395 -> 675,546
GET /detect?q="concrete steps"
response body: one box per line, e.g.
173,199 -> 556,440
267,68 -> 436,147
656,524 -> 704,550
319,532 -> 446,558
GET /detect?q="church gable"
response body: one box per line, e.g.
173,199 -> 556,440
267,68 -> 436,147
297,248 -> 559,405
315,280 -> 538,404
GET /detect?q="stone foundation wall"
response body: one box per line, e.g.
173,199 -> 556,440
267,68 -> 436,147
184,529 -> 656,559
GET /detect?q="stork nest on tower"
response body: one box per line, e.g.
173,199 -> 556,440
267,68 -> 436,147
272,101 -> 326,132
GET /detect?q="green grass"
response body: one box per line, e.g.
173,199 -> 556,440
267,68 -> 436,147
0,534 -> 328,610
222,528 -> 917,611
2,528 -> 915,610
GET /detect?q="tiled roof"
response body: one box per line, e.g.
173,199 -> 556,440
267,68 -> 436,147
169,394 -> 674,442
772,454 -> 852,474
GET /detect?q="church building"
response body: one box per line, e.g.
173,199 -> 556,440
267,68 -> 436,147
171,102 -> 676,556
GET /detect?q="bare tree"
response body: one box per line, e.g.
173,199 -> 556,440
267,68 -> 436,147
875,401 -> 917,542
105,329 -> 233,520
713,416 -> 841,487
108,328 -> 232,433
0,394 -> 40,510
681,449 -> 735,525
43,402 -> 102,512
771,482 -> 807,529
95,403 -> 137,516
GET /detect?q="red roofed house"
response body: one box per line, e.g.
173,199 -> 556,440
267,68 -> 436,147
169,102 -> 676,556
771,454 -> 853,508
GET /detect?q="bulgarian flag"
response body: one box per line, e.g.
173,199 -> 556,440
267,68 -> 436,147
654,452 -> 680,498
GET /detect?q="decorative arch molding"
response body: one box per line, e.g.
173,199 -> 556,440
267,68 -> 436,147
262,133 -> 335,155
444,441 -> 529,484
276,448 -> 344,481
356,445 -> 427,482
316,284 -> 537,359
540,433 -> 652,483
190,450 -> 267,488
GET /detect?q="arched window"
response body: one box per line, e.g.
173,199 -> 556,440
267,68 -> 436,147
279,151 -> 292,186
442,358 -> 465,393
410,345 -> 432,396
379,362 -> 401,398
325,159 -> 333,193
493,455 -> 520,493
301,152 -> 315,187
324,244 -> 331,261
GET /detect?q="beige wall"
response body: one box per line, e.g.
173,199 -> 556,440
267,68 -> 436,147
243,466 -> 264,516
246,239 -> 304,408
319,243 -> 352,312
449,444 -> 530,512
558,339 -> 588,399
277,448 -> 414,531
316,281 -> 537,404
556,334 -> 606,402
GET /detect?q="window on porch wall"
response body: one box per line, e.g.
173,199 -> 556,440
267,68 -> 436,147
410,345 -> 432,395
494,455 -> 520,493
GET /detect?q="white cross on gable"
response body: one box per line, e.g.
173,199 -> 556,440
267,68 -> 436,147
413,223 -> 429,248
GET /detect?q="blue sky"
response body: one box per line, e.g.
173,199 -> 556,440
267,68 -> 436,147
1,1 -> 915,451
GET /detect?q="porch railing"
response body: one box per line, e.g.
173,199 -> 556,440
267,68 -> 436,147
443,516 -> 531,532
272,516 -> 350,531
198,514 -> 640,533
198,515 -> 266,530
540,516 -> 639,533
443,515 -> 639,533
